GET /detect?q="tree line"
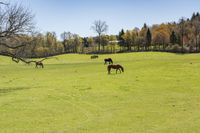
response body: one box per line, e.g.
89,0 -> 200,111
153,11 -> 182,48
118,14 -> 200,53
1,2 -> 200,61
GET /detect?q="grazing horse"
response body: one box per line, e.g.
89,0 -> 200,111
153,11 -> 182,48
91,55 -> 99,59
35,62 -> 44,68
104,58 -> 113,65
107,64 -> 124,74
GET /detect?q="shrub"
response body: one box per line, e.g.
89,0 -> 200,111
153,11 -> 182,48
171,44 -> 182,52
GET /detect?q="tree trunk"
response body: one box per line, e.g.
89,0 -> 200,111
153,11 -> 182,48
98,34 -> 101,52
137,44 -> 139,51
181,33 -> 184,53
62,41 -> 67,53
196,36 -> 198,52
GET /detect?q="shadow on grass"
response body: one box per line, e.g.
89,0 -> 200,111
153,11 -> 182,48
0,87 -> 30,95
108,73 -> 124,76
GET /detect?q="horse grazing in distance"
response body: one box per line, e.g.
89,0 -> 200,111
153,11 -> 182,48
104,58 -> 113,65
107,64 -> 124,74
91,55 -> 99,59
35,61 -> 44,68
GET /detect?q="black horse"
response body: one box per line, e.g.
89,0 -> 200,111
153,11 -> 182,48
104,58 -> 113,65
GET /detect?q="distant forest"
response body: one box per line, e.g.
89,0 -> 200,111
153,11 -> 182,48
0,2 -> 200,58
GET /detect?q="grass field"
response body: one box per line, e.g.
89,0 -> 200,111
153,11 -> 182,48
1,52 -> 200,133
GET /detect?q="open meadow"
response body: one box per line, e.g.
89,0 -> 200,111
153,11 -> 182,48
0,52 -> 200,132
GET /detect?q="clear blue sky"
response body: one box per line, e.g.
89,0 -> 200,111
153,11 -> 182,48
9,0 -> 200,38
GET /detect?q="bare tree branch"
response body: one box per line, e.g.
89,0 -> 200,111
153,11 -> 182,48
0,2 -> 37,65
1,51 -> 30,64
0,4 -> 35,38
91,20 -> 108,36
1,51 -> 49,67
0,42 -> 25,49
91,20 -> 108,52
0,2 -> 9,5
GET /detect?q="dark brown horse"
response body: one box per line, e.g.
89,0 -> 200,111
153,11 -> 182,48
91,55 -> 99,59
107,64 -> 124,74
104,58 -> 113,65
35,62 -> 44,68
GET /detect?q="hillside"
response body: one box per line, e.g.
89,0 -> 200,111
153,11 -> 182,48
1,52 -> 200,132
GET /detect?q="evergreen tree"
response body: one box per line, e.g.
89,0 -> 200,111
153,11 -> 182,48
191,12 -> 196,20
119,29 -> 125,40
196,12 -> 200,17
119,29 -> 125,49
170,31 -> 177,45
83,37 -> 89,47
146,28 -> 152,50
143,23 -> 147,29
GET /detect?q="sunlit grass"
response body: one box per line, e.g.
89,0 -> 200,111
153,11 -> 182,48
0,52 -> 200,133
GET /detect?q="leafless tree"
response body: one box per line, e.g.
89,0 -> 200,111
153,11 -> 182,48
61,31 -> 69,53
192,19 -> 200,51
178,17 -> 187,52
91,20 -> 108,52
61,32 -> 75,53
0,2 -> 36,64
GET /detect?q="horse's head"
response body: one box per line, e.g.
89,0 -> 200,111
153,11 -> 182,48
121,66 -> 124,72
110,60 -> 113,64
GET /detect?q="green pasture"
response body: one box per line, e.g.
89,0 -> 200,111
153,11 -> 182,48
0,52 -> 200,133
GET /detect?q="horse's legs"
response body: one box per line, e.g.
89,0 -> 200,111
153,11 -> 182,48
117,69 -> 120,74
108,69 -> 110,74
